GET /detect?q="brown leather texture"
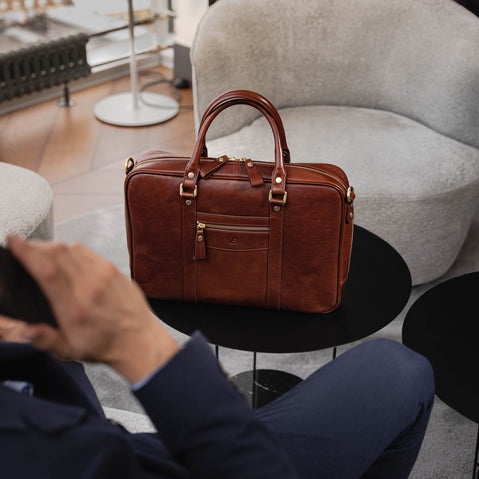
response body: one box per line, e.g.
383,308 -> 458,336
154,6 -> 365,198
125,90 -> 354,313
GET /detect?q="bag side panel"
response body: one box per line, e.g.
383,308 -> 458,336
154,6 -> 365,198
126,173 -> 184,300
281,183 -> 346,313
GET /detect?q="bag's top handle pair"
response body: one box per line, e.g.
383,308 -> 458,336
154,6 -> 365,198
180,90 -> 290,205
198,90 -> 290,162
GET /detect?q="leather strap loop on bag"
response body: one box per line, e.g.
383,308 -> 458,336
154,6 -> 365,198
181,90 -> 290,199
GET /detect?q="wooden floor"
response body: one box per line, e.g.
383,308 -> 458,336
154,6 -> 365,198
0,66 -> 196,222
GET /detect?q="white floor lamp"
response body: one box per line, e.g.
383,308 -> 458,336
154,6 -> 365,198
94,0 -> 179,126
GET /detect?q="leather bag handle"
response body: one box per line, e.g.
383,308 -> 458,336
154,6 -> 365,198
198,90 -> 290,163
180,90 -> 290,204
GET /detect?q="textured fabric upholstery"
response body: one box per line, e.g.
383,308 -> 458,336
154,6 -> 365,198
205,106 -> 479,283
192,0 -> 479,146
191,0 -> 479,284
0,163 -> 54,245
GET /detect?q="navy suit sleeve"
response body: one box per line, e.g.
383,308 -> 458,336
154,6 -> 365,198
133,331 -> 298,479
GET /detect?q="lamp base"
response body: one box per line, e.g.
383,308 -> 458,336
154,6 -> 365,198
94,92 -> 179,126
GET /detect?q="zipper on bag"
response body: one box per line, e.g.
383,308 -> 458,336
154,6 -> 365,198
194,221 -> 270,261
130,155 -> 348,195
197,222 -> 269,232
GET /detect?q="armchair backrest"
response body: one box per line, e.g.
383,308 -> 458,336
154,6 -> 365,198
191,0 -> 479,148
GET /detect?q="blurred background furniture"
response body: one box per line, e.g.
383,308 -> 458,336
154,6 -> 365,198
0,162 -> 54,245
93,0 -> 179,126
402,272 -> 479,479
191,0 -> 479,285
0,33 -> 91,107
0,1 -> 176,114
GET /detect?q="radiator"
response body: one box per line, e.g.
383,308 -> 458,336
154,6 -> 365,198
0,32 -> 91,103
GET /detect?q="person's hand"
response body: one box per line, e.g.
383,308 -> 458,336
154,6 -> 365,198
1,234 -> 179,382
0,315 -> 30,343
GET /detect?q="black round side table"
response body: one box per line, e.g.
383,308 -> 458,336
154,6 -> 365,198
149,225 -> 412,407
402,272 -> 479,479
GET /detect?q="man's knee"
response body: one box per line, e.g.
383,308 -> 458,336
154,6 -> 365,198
354,338 -> 435,403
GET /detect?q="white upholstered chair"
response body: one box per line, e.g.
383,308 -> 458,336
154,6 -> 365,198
190,0 -> 479,285
0,163 -> 54,245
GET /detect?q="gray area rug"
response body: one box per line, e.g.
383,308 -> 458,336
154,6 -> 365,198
55,203 -> 479,479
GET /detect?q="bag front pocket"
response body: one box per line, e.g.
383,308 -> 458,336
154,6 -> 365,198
194,215 -> 270,306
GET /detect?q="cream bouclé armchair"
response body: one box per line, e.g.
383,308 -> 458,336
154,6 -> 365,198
190,0 -> 479,285
0,163 -> 53,245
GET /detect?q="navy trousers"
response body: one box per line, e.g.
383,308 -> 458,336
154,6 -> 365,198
255,339 -> 435,479
64,338 -> 434,479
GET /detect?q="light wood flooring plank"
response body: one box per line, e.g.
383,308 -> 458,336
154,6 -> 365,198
92,120 -> 151,169
147,109 -> 196,155
0,66 -> 197,221
38,82 -> 113,184
0,98 -> 59,172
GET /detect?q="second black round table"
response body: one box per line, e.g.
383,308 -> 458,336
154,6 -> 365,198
402,272 -> 479,478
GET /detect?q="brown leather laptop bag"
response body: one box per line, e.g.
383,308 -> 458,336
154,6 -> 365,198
125,90 -> 355,313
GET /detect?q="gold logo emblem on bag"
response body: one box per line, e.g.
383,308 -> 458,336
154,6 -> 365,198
228,235 -> 239,245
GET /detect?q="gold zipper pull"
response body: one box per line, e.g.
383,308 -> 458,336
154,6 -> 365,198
243,158 -> 264,187
194,222 -> 206,260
